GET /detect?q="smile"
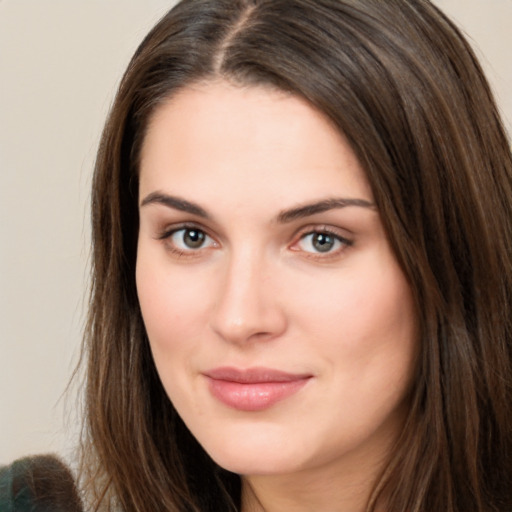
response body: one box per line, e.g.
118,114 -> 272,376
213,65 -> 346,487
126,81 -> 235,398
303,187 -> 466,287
203,367 -> 312,412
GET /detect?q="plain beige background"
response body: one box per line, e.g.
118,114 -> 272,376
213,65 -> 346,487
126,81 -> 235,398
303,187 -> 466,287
1,0 -> 511,465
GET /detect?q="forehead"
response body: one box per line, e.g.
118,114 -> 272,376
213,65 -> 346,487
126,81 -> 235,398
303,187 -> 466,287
139,81 -> 373,208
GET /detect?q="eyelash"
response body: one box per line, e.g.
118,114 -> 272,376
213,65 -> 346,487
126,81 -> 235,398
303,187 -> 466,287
156,223 -> 353,260
292,227 -> 353,259
157,223 -> 217,257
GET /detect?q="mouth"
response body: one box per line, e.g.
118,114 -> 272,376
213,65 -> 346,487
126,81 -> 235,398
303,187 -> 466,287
203,367 -> 313,412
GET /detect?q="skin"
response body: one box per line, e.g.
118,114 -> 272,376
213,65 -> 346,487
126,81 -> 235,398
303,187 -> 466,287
136,80 -> 418,512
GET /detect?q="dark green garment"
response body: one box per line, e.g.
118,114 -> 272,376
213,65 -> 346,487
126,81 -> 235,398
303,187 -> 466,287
0,455 -> 82,512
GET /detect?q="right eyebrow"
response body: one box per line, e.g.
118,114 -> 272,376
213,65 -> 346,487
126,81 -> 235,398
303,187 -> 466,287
140,192 -> 210,219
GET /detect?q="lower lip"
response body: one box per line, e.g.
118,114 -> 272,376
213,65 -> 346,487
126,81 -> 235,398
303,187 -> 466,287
206,377 -> 310,411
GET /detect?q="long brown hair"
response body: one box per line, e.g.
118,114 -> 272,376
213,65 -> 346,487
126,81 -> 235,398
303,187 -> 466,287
80,1 -> 512,510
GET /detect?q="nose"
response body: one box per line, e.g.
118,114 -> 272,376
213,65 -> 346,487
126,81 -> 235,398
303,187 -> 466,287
209,249 -> 287,345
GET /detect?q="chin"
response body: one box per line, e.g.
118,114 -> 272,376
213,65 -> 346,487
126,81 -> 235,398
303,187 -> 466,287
210,448 -> 303,477
192,422 -> 311,476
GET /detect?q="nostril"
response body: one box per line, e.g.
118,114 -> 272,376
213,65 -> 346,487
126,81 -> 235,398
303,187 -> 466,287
209,300 -> 287,345
208,255 -> 287,344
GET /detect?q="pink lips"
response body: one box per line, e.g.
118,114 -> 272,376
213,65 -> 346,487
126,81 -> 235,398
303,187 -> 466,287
204,367 -> 312,411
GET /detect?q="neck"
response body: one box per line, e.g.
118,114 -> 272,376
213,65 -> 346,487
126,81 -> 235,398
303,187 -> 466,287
240,455 -> 387,512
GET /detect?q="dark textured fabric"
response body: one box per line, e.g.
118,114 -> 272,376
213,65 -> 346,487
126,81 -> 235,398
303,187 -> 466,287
0,455 -> 83,512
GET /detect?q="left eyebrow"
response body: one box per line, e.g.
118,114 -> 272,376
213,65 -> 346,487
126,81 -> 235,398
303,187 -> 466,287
276,198 -> 376,223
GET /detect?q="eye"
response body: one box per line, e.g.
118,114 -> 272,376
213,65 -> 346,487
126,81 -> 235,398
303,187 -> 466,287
295,230 -> 351,255
166,227 -> 215,252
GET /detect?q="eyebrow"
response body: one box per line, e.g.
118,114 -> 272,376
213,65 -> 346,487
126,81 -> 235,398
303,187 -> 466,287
140,192 -> 375,223
276,197 -> 376,223
140,192 -> 210,218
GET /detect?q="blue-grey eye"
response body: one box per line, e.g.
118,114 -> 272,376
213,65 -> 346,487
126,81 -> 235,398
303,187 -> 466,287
298,232 -> 344,253
171,228 -> 211,250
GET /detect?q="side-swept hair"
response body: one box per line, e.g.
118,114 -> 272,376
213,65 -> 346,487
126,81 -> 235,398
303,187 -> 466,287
80,1 -> 512,510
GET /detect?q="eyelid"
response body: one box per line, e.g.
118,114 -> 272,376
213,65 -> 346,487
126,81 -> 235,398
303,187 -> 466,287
157,222 -> 213,241
289,224 -> 353,257
292,224 -> 352,241
156,222 -> 219,257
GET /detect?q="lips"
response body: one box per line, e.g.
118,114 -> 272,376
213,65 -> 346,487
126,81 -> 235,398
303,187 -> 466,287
203,367 -> 312,411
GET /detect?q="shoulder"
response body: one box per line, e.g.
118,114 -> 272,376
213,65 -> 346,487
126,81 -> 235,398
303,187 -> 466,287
0,455 -> 82,512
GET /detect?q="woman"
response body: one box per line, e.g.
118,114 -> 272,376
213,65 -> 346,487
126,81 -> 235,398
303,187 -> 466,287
3,0 -> 511,511
80,1 -> 512,511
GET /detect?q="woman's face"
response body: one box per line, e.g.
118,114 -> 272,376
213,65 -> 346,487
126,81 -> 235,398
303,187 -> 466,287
136,81 -> 417,480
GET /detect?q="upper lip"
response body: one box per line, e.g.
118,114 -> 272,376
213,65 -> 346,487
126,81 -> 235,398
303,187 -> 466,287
203,366 -> 312,383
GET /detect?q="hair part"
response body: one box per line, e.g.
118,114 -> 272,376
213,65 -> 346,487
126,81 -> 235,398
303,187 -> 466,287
80,1 -> 512,511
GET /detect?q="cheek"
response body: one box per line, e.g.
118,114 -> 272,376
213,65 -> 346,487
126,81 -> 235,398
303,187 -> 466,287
135,252 -> 208,357
287,250 -> 418,401
294,264 -> 414,348
135,254 -> 209,411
